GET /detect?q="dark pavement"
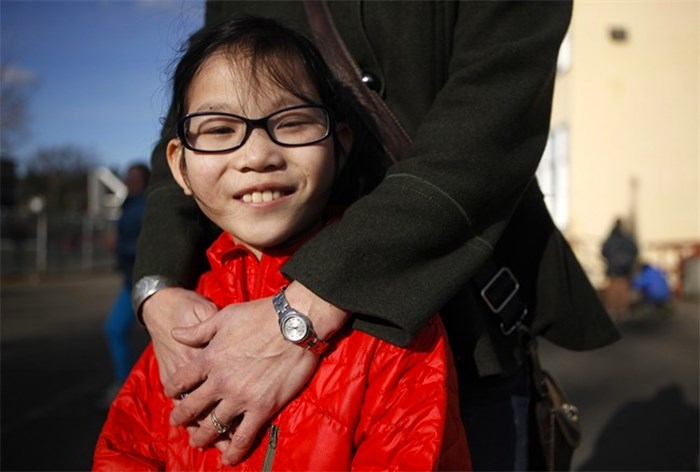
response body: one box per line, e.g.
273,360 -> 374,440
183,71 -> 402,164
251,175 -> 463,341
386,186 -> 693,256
1,272 -> 698,471
1,272 -> 149,471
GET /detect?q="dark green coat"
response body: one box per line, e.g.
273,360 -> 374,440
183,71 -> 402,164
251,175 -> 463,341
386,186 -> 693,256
135,0 -> 619,378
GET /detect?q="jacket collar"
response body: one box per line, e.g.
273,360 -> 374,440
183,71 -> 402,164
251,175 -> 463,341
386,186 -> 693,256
205,207 -> 344,272
205,231 -> 307,273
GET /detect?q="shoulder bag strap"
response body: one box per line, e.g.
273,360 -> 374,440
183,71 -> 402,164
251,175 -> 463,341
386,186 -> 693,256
302,0 -> 411,163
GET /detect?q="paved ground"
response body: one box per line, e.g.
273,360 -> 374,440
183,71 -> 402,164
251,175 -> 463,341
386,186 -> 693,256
540,302 -> 699,471
1,271 -> 698,471
1,272 -> 149,471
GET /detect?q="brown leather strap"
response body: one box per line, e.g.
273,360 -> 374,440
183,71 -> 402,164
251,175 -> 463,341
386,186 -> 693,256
528,339 -> 548,397
303,0 -> 412,162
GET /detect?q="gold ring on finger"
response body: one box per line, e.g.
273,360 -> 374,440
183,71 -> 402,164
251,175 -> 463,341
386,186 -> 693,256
210,410 -> 230,435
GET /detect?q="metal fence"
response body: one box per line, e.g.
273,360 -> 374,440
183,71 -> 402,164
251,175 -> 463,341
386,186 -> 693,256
1,208 -> 117,276
3,206 -> 698,299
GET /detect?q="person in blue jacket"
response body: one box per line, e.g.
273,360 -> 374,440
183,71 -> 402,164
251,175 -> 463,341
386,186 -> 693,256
633,263 -> 672,306
102,163 -> 150,405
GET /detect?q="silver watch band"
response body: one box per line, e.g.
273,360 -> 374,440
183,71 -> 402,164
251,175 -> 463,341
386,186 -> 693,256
131,275 -> 180,320
273,287 -> 329,355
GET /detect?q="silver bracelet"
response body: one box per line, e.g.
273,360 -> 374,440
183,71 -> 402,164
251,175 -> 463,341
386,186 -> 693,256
131,275 -> 181,318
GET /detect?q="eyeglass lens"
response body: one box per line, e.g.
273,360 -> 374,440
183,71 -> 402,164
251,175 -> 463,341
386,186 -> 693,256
184,106 -> 330,152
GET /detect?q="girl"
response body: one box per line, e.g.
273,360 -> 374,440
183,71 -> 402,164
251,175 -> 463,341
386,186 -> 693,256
94,17 -> 469,471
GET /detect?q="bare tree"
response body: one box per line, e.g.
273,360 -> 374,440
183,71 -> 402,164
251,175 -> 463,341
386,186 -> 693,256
0,62 -> 36,156
22,145 -> 99,212
25,144 -> 96,175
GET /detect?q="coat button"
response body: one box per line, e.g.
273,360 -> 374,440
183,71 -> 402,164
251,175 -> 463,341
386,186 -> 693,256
361,71 -> 381,92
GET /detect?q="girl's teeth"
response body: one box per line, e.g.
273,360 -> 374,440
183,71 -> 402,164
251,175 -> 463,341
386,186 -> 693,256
242,191 -> 283,203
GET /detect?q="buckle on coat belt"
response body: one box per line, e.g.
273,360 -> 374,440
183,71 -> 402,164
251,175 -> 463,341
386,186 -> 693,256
480,267 -> 528,335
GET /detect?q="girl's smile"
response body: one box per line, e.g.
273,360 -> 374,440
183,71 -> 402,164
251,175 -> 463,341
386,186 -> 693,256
166,53 -> 352,259
234,184 -> 292,204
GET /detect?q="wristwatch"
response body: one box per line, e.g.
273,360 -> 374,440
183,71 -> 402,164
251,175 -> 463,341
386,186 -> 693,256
131,275 -> 180,318
272,287 -> 329,355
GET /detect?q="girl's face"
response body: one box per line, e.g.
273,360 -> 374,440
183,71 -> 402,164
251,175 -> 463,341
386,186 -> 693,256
167,53 -> 351,258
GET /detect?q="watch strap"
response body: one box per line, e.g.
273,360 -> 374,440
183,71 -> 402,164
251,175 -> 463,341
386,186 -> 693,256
273,287 -> 329,355
303,335 -> 330,355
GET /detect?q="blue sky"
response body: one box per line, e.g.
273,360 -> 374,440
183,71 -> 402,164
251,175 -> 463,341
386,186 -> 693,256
1,0 -> 205,174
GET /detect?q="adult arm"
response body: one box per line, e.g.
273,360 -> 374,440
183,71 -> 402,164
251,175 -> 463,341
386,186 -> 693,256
135,0 -> 571,349
284,0 -> 573,345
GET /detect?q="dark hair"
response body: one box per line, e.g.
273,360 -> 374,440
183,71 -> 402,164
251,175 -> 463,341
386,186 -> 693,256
170,16 -> 350,131
167,15 -> 384,203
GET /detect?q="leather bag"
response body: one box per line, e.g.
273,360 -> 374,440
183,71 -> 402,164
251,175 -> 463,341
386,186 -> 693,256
529,339 -> 582,471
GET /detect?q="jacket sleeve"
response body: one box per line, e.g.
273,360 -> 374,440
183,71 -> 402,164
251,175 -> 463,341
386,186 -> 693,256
351,316 -> 470,471
93,346 -> 166,471
283,0 -> 572,345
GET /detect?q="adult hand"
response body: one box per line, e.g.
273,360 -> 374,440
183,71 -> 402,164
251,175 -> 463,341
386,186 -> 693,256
141,287 -> 218,383
163,281 -> 349,466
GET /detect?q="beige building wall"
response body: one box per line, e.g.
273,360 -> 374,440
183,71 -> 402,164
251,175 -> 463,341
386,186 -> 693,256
547,1 -> 699,287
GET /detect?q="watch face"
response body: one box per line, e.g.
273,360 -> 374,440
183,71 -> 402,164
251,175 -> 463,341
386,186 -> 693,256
282,315 -> 309,342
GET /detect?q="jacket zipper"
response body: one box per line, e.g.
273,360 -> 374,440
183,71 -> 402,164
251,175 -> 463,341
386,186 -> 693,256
262,424 -> 279,472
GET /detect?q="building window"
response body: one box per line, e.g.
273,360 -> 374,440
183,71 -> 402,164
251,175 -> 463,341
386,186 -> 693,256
557,30 -> 572,74
537,125 -> 570,229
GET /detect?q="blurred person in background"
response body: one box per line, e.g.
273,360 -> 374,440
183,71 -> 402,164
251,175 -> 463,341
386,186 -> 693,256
101,163 -> 150,406
602,217 -> 639,318
632,262 -> 672,313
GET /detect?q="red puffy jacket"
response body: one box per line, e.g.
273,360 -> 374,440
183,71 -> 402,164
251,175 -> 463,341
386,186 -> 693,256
94,232 -> 470,471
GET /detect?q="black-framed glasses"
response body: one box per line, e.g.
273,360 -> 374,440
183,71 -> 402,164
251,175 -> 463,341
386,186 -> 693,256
177,104 -> 334,153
